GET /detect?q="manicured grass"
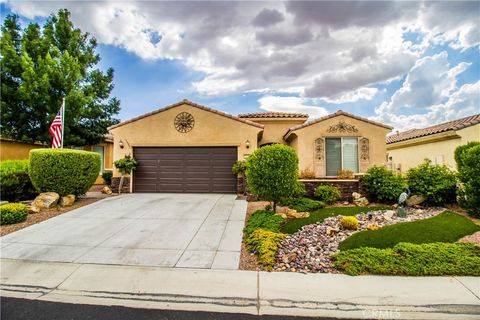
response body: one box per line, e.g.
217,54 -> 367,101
339,211 -> 480,250
280,205 -> 390,234
333,242 -> 480,276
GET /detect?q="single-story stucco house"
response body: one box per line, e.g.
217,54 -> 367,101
108,99 -> 392,193
387,114 -> 480,174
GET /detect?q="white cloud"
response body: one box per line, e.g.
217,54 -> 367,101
6,0 -> 479,102
323,87 -> 378,104
373,80 -> 480,132
376,51 -> 471,116
258,96 -> 329,118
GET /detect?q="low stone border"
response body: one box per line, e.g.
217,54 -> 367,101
274,207 -> 445,273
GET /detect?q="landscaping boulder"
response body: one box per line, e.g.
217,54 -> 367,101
59,195 -> 76,207
326,226 -> 339,236
27,205 -> 40,214
353,197 -> 369,207
382,210 -> 396,221
31,192 -> 60,209
405,195 -> 425,207
286,209 -> 310,219
352,192 -> 362,200
101,186 -> 113,195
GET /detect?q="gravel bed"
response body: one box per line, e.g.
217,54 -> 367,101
274,207 -> 445,273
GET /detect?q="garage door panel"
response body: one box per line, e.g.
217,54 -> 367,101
134,147 -> 237,193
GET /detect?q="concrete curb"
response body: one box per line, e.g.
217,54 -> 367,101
1,259 -> 479,319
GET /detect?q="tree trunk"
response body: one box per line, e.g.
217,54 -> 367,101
242,173 -> 246,195
273,201 -> 277,213
118,174 -> 124,194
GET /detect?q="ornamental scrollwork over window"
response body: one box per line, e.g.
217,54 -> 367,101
327,121 -> 358,133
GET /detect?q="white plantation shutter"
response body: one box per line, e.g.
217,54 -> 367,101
342,138 -> 358,173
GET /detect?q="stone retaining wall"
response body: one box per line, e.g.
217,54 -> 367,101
111,177 -> 131,193
300,179 -> 365,201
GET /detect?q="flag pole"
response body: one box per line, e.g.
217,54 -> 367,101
61,97 -> 65,148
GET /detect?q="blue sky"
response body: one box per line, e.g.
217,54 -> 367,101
2,1 -> 479,131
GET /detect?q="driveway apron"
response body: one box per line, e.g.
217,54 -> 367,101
0,193 -> 247,270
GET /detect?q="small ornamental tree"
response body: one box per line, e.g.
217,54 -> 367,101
114,154 -> 137,194
245,144 -> 299,212
232,160 -> 247,195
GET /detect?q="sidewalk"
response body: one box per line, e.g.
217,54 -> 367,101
1,258 -> 479,319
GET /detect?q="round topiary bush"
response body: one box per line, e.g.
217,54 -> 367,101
29,149 -> 100,196
315,185 -> 341,204
361,165 -> 406,203
0,160 -> 37,202
246,144 -> 299,212
0,203 -> 28,225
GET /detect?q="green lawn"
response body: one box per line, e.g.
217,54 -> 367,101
339,211 -> 480,250
280,205 -> 390,234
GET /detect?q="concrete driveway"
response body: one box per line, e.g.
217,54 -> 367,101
0,194 -> 247,269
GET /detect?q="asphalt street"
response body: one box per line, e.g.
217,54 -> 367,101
1,297 -> 342,320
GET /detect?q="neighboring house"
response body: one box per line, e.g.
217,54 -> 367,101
0,137 -> 113,184
386,114 -> 480,174
108,99 -> 392,193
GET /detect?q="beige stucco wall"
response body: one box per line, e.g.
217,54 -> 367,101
109,103 -> 263,185
0,138 -> 47,161
241,118 -> 306,145
386,124 -> 480,173
287,114 -> 391,177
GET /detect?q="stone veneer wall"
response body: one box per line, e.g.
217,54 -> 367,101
111,177 -> 131,193
300,179 -> 365,201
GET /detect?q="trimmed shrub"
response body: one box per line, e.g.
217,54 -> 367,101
332,242 -> 480,276
279,197 -> 325,212
314,185 -> 341,204
102,170 -> 113,186
0,160 -> 37,201
0,203 -> 28,225
406,159 -> 457,206
454,141 -> 480,171
245,228 -> 287,270
455,143 -> 480,217
29,149 -> 100,196
246,144 -> 299,212
340,216 -> 358,230
361,166 -> 406,203
243,210 -> 284,242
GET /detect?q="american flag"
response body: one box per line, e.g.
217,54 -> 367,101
49,106 -> 63,148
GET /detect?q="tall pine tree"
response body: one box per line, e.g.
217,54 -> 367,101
1,9 -> 120,145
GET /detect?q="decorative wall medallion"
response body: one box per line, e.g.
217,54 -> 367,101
360,137 -> 369,161
174,112 -> 195,133
327,121 -> 358,133
315,138 -> 324,160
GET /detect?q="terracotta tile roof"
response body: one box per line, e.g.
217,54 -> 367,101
284,110 -> 392,139
238,111 -> 309,119
387,114 -> 480,144
108,99 -> 264,130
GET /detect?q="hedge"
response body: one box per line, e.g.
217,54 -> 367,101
0,160 -> 37,202
0,203 -> 28,225
29,149 -> 100,196
333,242 -> 480,276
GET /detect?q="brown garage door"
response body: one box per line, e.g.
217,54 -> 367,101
133,147 -> 238,193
